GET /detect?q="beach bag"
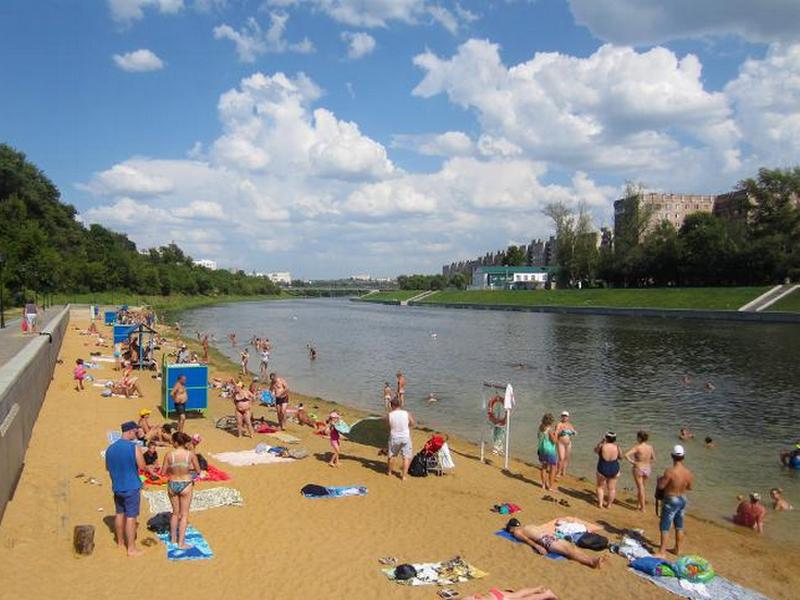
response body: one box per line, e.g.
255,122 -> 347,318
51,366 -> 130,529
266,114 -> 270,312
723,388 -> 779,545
394,564 -> 417,581
21,318 -> 27,332
197,453 -> 209,471
301,484 -> 329,497
576,532 -> 608,551
408,452 -> 428,477
630,556 -> 675,577
146,512 -> 171,534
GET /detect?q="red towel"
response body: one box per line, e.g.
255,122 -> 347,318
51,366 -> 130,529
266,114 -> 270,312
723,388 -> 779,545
256,423 -> 278,434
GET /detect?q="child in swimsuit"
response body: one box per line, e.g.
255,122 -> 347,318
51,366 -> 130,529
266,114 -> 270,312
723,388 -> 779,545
74,359 -> 86,391
327,412 -> 341,467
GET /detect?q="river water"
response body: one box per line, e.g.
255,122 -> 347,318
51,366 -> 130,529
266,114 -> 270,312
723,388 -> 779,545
178,298 -> 800,541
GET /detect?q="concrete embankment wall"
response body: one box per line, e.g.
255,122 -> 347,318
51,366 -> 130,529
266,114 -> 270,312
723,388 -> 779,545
408,302 -> 800,324
0,306 -> 70,522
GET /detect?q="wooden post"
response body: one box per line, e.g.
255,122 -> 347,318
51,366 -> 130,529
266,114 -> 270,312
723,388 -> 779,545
73,525 -> 95,555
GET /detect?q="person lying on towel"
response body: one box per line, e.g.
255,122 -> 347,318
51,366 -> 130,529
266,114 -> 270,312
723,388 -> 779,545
504,519 -> 606,569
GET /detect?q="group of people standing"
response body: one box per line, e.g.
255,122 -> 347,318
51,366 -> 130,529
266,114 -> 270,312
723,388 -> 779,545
536,412 -> 694,557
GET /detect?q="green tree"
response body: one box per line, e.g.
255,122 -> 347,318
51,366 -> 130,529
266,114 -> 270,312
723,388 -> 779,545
502,245 -> 526,266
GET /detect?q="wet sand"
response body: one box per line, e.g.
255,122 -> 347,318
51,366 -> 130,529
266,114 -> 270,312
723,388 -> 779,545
0,314 -> 795,600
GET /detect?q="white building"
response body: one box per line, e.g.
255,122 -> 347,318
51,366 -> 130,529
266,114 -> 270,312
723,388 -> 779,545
265,272 -> 292,284
193,259 -> 217,270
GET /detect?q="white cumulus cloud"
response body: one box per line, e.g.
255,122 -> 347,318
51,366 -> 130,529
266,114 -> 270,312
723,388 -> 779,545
108,0 -> 184,24
341,31 -> 376,60
213,13 -> 315,62
412,39 -> 742,189
266,0 -> 475,31
112,49 -> 165,72
567,0 -> 800,45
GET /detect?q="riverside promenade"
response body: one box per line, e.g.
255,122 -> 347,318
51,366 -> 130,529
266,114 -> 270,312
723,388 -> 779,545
0,307 -> 63,368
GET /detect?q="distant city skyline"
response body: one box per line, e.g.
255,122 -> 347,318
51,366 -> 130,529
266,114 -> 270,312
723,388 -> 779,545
1,1 -> 799,278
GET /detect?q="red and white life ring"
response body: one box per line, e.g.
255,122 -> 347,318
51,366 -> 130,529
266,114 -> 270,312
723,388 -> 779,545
487,395 -> 507,427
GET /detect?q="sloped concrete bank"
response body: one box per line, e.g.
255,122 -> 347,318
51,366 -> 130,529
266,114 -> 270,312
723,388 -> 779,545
407,301 -> 800,323
0,305 -> 70,522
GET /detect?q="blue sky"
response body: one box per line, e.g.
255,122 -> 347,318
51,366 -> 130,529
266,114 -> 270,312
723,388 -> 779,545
1,1 -> 799,278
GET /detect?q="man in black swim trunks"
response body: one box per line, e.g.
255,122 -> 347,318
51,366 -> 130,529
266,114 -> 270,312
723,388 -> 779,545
171,375 -> 188,432
269,372 -> 290,431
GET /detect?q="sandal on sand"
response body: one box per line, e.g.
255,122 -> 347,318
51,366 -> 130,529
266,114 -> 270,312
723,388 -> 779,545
438,590 -> 460,599
378,556 -> 398,565
558,499 -> 571,507
542,494 -> 556,503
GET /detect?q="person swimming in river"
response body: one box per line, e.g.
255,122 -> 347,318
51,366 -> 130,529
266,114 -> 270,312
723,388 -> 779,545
770,488 -> 793,511
704,436 -> 715,448
679,427 -> 694,441
307,344 -> 317,360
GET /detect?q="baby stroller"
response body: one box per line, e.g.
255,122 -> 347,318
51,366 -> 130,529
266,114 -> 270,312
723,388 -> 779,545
422,434 -> 448,477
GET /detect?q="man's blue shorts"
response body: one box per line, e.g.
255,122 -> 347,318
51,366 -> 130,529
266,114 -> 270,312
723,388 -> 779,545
660,495 -> 687,531
113,490 -> 141,518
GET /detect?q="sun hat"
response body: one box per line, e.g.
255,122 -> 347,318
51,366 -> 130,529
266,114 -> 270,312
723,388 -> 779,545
672,444 -> 685,457
329,411 -> 340,420
121,421 -> 138,432
139,408 -> 151,416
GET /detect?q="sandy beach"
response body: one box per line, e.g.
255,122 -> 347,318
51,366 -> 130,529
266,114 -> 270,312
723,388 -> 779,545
0,312 -> 796,600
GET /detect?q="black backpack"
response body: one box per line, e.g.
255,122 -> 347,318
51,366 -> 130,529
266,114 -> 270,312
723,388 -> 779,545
146,512 -> 171,534
394,564 -> 417,580
576,532 -> 608,551
408,452 -> 428,477
301,484 -> 330,497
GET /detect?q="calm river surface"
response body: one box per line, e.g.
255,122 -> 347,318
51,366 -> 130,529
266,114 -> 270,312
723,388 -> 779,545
179,298 -> 800,540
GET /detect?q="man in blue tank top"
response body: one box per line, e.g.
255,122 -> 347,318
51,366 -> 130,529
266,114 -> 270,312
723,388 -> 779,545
105,421 -> 145,556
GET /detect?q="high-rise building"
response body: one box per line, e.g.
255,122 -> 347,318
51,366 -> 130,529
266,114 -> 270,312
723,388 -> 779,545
614,192 -> 716,241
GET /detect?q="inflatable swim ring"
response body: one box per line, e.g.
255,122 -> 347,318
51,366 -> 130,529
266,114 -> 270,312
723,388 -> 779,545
674,555 -> 715,583
487,395 -> 507,427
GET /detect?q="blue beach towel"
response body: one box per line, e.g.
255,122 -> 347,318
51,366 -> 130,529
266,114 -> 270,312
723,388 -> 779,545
303,485 -> 368,499
156,526 -> 213,561
260,391 -> 275,405
494,530 -> 566,560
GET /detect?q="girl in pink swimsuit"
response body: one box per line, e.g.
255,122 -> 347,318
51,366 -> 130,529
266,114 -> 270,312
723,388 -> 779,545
624,430 -> 656,512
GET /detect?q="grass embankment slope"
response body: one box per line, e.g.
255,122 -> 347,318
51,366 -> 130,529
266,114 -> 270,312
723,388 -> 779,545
52,292 -> 287,313
767,287 -> 800,312
358,290 -> 423,303
418,287 -> 770,310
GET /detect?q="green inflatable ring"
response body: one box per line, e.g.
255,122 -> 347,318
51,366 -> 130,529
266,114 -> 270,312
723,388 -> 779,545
674,555 -> 715,583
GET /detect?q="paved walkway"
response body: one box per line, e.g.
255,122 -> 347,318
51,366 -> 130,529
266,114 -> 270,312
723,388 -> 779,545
0,307 -> 64,369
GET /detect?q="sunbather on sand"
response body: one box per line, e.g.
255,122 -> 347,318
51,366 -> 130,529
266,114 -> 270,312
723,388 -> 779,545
504,519 -> 606,569
462,587 -> 558,600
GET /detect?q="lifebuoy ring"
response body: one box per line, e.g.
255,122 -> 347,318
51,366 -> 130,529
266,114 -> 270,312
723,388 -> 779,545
487,395 -> 507,427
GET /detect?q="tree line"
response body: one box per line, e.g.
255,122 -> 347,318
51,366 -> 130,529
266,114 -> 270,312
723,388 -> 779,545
543,167 -> 800,287
0,144 -> 280,304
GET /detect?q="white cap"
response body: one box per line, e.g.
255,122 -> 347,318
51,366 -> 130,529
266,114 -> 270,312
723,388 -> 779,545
560,411 -> 570,417
672,444 -> 685,457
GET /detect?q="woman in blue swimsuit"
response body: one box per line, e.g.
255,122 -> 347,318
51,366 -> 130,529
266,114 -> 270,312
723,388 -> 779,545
595,432 -> 621,509
161,431 -> 201,549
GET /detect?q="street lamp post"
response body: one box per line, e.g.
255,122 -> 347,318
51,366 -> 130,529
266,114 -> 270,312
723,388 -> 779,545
0,252 -> 5,329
